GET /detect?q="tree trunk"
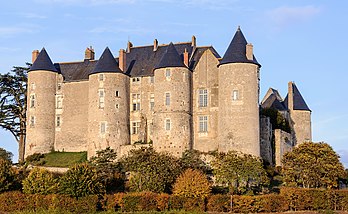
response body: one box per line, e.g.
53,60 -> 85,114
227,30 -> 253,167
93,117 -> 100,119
18,134 -> 25,163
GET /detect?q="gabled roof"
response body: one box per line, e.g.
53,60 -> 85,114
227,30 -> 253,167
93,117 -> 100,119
219,26 -> 260,67
190,46 -> 221,69
90,47 -> 122,75
154,42 -> 187,70
284,83 -> 311,111
261,93 -> 287,111
29,48 -> 58,72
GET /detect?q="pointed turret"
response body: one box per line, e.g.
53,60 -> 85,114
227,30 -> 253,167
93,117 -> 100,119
219,26 -> 260,67
284,82 -> 311,111
29,48 -> 58,72
90,47 -> 122,75
154,42 -> 186,69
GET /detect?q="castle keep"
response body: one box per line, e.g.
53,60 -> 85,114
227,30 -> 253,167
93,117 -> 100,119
25,27 -> 312,165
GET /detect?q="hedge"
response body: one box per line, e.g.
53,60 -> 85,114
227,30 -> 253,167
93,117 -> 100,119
1,188 -> 348,213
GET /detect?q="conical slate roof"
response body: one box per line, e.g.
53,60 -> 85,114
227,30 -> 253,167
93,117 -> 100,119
29,48 -> 58,72
154,42 -> 186,69
90,47 -> 122,75
284,83 -> 311,111
219,26 -> 260,67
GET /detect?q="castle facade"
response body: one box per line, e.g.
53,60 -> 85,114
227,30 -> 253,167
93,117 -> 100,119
25,27 -> 312,165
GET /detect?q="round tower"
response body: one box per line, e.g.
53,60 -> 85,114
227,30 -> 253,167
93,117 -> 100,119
153,43 -> 192,157
87,47 -> 130,158
25,48 -> 57,157
217,27 -> 261,157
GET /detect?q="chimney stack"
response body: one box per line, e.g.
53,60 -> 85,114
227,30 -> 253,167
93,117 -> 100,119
127,41 -> 133,53
183,48 -> 189,67
32,50 -> 39,63
191,35 -> 196,48
153,39 -> 158,51
119,49 -> 126,72
246,43 -> 253,61
85,46 -> 95,60
288,81 -> 294,111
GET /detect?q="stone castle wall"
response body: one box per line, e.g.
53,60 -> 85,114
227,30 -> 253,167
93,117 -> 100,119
274,129 -> 292,166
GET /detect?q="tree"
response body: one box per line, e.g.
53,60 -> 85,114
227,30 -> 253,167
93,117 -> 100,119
89,147 -> 125,193
0,147 -> 13,162
211,151 -> 268,195
173,168 -> 211,198
282,141 -> 346,189
121,147 -> 182,193
22,167 -> 57,194
0,159 -> 15,193
59,163 -> 104,199
0,64 -> 29,162
180,149 -> 210,174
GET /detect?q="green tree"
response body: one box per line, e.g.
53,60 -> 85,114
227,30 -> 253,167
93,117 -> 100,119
22,167 -> 57,194
173,168 -> 211,198
261,108 -> 291,133
0,159 -> 15,193
0,147 -> 13,162
282,141 -> 346,189
211,151 -> 268,195
180,149 -> 210,174
59,163 -> 104,199
121,147 -> 182,193
89,147 -> 125,193
0,64 -> 29,162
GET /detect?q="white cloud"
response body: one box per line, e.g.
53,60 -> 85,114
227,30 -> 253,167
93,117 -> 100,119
0,27 -> 35,38
21,13 -> 47,19
267,5 -> 321,28
34,0 -> 135,5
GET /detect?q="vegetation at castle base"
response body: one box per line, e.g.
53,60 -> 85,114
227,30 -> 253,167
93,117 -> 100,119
282,142 -> 346,189
211,151 -> 269,195
0,158 -> 15,193
121,147 -> 182,193
172,168 -> 211,199
180,149 -> 211,174
0,147 -> 13,162
261,107 -> 291,133
25,151 -> 87,167
22,167 -> 57,194
0,64 -> 29,162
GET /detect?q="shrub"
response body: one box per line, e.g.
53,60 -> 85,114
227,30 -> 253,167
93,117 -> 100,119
22,167 -> 57,194
0,147 -> 13,162
0,159 -> 15,193
172,168 -> 211,199
59,163 -> 104,198
25,153 -> 45,166
206,194 -> 231,212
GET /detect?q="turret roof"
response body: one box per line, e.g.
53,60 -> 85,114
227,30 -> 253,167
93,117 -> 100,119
219,26 -> 260,67
154,42 -> 186,69
29,48 -> 58,72
284,83 -> 311,111
261,89 -> 287,111
90,47 -> 122,75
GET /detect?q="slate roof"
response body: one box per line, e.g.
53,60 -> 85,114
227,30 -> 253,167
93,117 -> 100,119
261,93 -> 287,111
29,48 -> 58,72
219,27 -> 260,67
283,83 -> 311,111
90,47 -> 123,75
154,42 -> 187,70
190,46 -> 221,69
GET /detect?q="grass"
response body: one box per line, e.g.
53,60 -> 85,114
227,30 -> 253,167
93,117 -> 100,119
41,151 -> 87,167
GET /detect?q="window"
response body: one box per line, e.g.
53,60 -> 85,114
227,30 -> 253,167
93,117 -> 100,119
199,116 -> 208,132
57,83 -> 62,91
115,103 -> 119,109
99,74 -> 104,81
232,90 -> 239,101
30,83 -> 35,90
56,115 -> 61,127
165,68 -> 171,78
115,91 -> 119,97
56,95 -> 63,109
100,122 -> 106,134
30,116 -> 35,127
165,93 -> 170,106
198,89 -> 208,107
132,77 -> 140,83
150,76 -> 154,84
30,94 -> 35,108
99,89 -> 105,109
150,94 -> 154,111
165,119 -> 171,131
132,93 -> 141,111
132,122 -> 140,134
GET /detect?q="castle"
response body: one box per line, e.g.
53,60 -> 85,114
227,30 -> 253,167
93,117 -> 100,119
25,27 -> 312,166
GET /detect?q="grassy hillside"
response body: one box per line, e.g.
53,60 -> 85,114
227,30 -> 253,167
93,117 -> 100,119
26,151 -> 87,167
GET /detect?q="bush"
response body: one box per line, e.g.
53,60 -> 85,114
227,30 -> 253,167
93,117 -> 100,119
59,163 -> 104,198
172,168 -> 211,199
0,147 -> 13,162
206,194 -> 231,212
22,167 -> 57,194
0,159 -> 15,193
25,153 -> 45,166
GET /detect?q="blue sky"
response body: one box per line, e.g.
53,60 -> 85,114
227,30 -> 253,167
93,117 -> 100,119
1,0 -> 347,166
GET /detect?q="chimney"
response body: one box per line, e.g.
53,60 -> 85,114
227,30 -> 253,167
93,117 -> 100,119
32,50 -> 39,63
119,49 -> 126,72
184,48 -> 189,67
127,41 -> 133,53
191,35 -> 196,48
153,39 -> 158,51
246,43 -> 253,61
85,46 -> 95,60
288,81 -> 294,111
